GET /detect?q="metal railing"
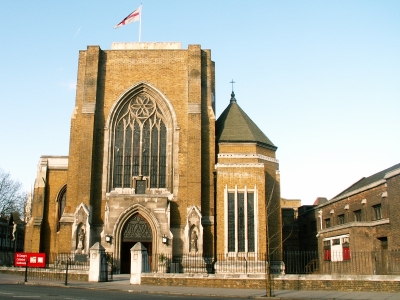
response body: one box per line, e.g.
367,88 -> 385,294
0,251 -> 14,266
4,250 -> 400,277
48,253 -> 90,270
147,250 -> 400,276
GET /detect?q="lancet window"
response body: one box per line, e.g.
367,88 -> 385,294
227,189 -> 256,253
111,93 -> 167,191
56,185 -> 67,232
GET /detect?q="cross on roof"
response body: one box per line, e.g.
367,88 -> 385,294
230,79 -> 235,92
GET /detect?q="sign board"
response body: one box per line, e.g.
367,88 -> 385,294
14,253 -> 46,268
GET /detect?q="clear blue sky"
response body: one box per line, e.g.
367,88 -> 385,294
0,1 -> 399,205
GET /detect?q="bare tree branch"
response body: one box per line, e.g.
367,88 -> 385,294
0,168 -> 27,217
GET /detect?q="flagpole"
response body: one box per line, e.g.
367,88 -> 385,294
139,4 -> 142,42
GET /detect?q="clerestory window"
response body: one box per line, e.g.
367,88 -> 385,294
111,93 -> 167,191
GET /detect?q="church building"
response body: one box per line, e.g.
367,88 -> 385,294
24,42 -> 282,273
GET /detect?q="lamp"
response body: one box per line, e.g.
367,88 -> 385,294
162,235 -> 168,245
105,235 -> 111,243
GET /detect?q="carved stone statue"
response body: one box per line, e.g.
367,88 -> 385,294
190,230 -> 198,252
12,222 -> 17,241
77,228 -> 85,251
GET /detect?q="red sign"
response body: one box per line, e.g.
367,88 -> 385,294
14,253 -> 46,268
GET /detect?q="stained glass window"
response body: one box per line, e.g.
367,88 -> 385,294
111,94 -> 167,191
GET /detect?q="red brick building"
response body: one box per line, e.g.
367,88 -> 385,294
315,163 -> 400,274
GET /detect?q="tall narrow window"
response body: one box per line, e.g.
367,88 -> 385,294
227,190 -> 256,253
227,193 -> 235,252
56,186 -> 67,232
237,193 -> 245,252
111,94 -> 167,191
247,193 -> 255,252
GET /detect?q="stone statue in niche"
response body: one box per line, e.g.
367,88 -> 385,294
190,227 -> 198,253
76,227 -> 85,253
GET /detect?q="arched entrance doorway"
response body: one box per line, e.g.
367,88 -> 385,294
120,213 -> 153,274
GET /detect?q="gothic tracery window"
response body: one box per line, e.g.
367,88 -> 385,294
111,93 -> 167,191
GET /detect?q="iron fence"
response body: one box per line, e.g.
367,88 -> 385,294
284,250 -> 400,275
12,252 -> 114,283
25,263 -> 69,282
48,253 -> 90,270
0,251 -> 14,266
148,250 -> 400,276
4,250 -> 400,277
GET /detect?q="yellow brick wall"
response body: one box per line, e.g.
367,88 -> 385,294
215,143 -> 282,256
61,44 -> 215,254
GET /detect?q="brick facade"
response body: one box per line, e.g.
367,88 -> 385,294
297,163 -> 400,275
24,43 -> 282,272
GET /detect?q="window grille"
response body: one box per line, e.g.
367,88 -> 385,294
111,94 -> 167,191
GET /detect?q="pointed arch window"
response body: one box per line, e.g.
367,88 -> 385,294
111,93 -> 167,191
56,185 -> 67,232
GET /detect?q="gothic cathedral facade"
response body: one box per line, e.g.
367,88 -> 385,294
24,43 -> 282,272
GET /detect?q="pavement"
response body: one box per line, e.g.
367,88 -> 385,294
1,272 -> 400,299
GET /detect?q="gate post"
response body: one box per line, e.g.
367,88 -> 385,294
89,242 -> 105,282
130,242 -> 147,285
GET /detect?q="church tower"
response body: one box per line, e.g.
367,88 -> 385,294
24,43 -> 216,273
215,91 -> 282,257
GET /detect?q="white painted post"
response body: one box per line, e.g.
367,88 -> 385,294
130,242 -> 148,285
89,242 -> 105,282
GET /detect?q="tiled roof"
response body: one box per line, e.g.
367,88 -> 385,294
332,162 -> 400,200
216,92 -> 276,150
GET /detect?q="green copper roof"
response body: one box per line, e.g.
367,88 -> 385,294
216,92 -> 277,151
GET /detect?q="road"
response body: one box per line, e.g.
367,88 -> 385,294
0,284 -> 248,300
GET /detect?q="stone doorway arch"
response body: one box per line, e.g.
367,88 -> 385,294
112,204 -> 160,274
120,214 -> 153,273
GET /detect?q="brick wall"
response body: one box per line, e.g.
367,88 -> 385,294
141,274 -> 400,292
30,44 -> 216,256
